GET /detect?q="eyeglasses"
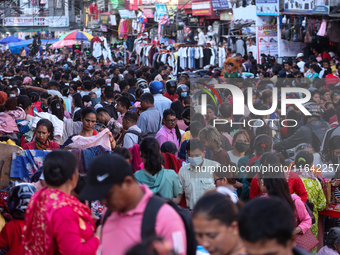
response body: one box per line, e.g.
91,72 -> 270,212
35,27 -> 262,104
165,118 -> 178,123
214,177 -> 224,185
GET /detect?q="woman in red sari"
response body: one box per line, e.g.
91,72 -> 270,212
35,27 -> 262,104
22,150 -> 100,255
22,119 -> 60,150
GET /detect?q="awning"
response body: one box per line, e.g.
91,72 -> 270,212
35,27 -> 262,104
0,27 -> 49,33
142,9 -> 154,18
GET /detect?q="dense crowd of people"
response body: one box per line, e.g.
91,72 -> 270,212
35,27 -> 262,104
1,45 -> 340,255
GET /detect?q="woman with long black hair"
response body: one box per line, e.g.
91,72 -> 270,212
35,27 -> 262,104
134,137 -> 182,200
257,166 -> 312,236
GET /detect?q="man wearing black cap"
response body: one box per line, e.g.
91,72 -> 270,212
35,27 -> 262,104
79,154 -> 186,255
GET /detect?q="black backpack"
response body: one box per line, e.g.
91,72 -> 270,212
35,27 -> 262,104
308,122 -> 329,152
125,130 -> 148,145
103,196 -> 197,255
102,102 -> 118,120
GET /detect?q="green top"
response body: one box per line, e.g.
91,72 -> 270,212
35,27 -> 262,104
224,70 -> 239,78
134,168 -> 182,200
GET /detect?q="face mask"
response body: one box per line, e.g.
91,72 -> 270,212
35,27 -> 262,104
184,120 -> 190,126
0,75 -> 3,79
188,156 -> 203,166
235,142 -> 249,153
181,92 -> 187,98
9,94 -> 16,97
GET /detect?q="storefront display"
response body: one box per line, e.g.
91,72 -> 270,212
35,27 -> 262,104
256,0 -> 279,16
283,0 -> 329,15
256,16 -> 278,60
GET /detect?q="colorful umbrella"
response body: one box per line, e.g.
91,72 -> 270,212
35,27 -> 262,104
50,40 -> 79,49
59,31 -> 93,41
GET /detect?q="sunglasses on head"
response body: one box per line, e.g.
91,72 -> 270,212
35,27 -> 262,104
334,92 -> 340,96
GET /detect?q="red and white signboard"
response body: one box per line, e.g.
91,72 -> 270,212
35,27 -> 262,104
192,1 -> 213,16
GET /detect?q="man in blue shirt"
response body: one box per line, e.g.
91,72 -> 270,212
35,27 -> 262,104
25,45 -> 30,57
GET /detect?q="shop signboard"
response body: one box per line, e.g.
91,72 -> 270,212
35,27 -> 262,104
211,0 -> 229,10
256,16 -> 278,62
155,4 -> 168,18
110,0 -> 124,8
192,1 -> 213,16
256,0 -> 279,16
3,16 -> 69,27
140,0 -> 178,5
283,0 -> 329,14
118,10 -> 137,19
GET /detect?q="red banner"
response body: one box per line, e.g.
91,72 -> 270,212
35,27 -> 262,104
125,0 -> 138,10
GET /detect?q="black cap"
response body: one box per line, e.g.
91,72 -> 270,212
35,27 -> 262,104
79,154 -> 134,201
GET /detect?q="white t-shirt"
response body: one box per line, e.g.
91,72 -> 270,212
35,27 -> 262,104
47,90 -> 63,98
227,150 -> 242,166
297,61 -> 305,73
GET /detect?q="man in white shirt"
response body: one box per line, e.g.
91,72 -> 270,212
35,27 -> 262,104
174,139 -> 219,210
122,111 -> 142,148
296,53 -> 305,73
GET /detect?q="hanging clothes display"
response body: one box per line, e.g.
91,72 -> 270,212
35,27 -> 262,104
235,38 -> 245,56
203,47 -> 212,67
93,42 -> 102,59
218,46 -> 226,68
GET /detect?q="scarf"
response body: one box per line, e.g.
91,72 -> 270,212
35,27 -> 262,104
23,187 -> 94,255
35,140 -> 52,150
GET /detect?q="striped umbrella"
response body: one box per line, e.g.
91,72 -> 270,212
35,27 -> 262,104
50,40 -> 79,49
59,31 -> 93,41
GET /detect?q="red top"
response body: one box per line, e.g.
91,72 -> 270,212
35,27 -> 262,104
249,172 -> 308,203
29,102 -> 43,116
22,141 -> 60,150
325,74 -> 340,89
0,220 -> 24,255
163,92 -> 178,102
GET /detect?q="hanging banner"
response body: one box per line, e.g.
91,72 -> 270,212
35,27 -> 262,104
118,10 -> 137,19
256,16 -> 278,61
110,15 -> 117,25
256,0 -> 279,15
125,0 -> 138,10
155,4 -> 168,19
110,0 -> 124,8
211,0 -> 229,10
192,1 -> 213,16
166,5 -> 178,18
283,0 -> 329,14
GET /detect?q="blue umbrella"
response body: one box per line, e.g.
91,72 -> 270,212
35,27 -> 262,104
0,36 -> 22,45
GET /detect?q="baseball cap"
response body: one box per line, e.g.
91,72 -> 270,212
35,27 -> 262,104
84,70 -> 90,75
87,65 -> 94,71
160,141 -> 178,154
79,154 -> 134,201
297,53 -> 304,58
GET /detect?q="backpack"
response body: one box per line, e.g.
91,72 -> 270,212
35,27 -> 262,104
125,130 -> 148,145
308,122 -> 329,152
102,102 -> 118,120
102,196 -> 197,255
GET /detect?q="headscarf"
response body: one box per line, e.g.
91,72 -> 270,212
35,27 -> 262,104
23,77 -> 32,85
23,187 -> 95,255
0,92 -> 7,105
